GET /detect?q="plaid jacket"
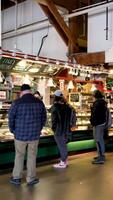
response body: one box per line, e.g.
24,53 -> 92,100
8,93 -> 47,141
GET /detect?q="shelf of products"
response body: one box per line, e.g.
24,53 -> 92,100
69,92 -> 113,136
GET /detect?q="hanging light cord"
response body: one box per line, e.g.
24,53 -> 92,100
37,22 -> 49,57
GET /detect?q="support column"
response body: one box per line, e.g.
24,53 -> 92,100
37,78 -> 50,106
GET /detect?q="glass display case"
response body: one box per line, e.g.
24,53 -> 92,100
1,91 -> 113,173
0,106 -> 54,142
0,102 -> 96,173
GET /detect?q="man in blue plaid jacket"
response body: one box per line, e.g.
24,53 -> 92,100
8,84 -> 47,186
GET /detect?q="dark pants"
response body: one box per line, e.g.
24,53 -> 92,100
54,134 -> 68,162
93,124 -> 105,157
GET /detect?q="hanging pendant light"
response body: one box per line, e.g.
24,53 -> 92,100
91,84 -> 97,92
47,78 -> 55,87
23,75 -> 31,85
67,80 -> 74,90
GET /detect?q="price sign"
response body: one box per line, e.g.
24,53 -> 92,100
69,93 -> 79,102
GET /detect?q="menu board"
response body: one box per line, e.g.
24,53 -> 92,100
69,93 -> 79,102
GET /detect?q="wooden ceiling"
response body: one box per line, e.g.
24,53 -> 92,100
1,0 -> 26,10
43,0 -> 105,11
2,0 -> 106,64
52,0 -> 89,11
1,0 -> 104,11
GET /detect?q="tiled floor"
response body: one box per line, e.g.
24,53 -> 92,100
1,152 -> 113,200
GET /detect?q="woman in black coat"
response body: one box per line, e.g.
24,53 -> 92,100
51,90 -> 72,169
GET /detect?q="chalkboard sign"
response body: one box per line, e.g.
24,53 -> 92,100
69,93 -> 79,102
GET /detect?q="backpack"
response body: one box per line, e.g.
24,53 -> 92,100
106,108 -> 112,129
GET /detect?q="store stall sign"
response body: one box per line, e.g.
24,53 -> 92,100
0,57 -> 19,70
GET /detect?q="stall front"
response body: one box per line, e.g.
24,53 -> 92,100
0,50 -> 113,173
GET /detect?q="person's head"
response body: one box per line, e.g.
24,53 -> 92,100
93,90 -> 104,99
54,90 -> 65,103
34,91 -> 42,100
20,84 -> 31,96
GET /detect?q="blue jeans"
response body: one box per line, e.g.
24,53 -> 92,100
54,135 -> 68,162
93,124 -> 105,157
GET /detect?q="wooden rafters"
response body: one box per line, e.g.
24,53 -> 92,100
35,0 -> 78,52
35,0 -> 48,6
39,4 -> 68,45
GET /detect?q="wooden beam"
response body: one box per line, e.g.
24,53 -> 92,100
35,0 -> 78,54
45,0 -> 76,44
74,52 -> 105,65
35,0 -> 48,6
39,4 -> 68,45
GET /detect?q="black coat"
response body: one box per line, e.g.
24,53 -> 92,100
90,98 -> 107,126
51,102 -> 72,136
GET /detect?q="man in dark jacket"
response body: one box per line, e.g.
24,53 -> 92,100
90,90 -> 107,164
8,84 -> 46,185
51,90 -> 73,169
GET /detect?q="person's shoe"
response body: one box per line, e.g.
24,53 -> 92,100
10,178 -> 21,185
92,157 -> 105,164
93,156 -> 100,160
27,178 -> 39,186
93,155 -> 105,161
53,161 -> 68,169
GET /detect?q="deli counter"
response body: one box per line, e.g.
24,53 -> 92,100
1,102 -> 113,173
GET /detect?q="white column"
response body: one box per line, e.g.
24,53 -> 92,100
37,78 -> 50,106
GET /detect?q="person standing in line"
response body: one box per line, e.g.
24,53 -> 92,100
51,90 -> 74,169
34,91 -> 43,100
8,84 -> 47,186
90,90 -> 107,164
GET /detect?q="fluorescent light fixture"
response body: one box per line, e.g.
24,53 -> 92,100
18,60 -> 26,68
28,68 -> 40,73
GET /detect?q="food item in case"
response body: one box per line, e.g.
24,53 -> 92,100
0,131 -> 14,141
41,127 -> 54,136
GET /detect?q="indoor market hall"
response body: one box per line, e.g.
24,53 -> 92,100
1,0 -> 113,200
